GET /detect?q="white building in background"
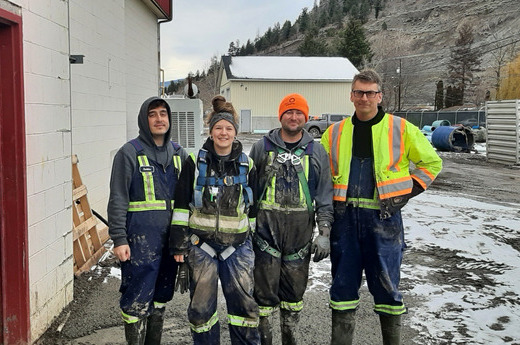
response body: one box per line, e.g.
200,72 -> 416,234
217,55 -> 359,132
0,0 -> 172,343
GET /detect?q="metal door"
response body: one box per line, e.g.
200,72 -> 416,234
240,109 -> 252,133
0,9 -> 30,344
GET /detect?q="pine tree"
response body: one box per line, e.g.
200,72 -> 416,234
447,23 -> 482,104
297,8 -> 310,33
445,85 -> 454,108
227,41 -> 239,56
374,0 -> 383,19
271,22 -> 281,45
357,2 -> 371,23
328,0 -> 342,25
299,31 -> 328,56
336,19 -> 373,68
243,39 -> 255,56
434,80 -> 444,110
281,20 -> 292,40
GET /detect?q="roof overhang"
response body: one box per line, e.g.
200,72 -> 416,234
142,0 -> 172,20
227,78 -> 353,83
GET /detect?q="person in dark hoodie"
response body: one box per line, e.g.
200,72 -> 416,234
249,93 -> 334,345
108,96 -> 188,345
170,95 -> 260,345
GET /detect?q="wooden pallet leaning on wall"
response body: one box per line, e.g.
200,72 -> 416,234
72,154 -> 109,276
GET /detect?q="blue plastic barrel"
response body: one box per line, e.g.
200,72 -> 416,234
431,119 -> 451,129
431,125 -> 474,152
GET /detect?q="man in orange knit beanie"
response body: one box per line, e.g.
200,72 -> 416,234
249,93 -> 333,344
278,93 -> 310,122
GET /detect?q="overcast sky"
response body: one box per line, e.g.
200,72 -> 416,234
160,0 -> 316,82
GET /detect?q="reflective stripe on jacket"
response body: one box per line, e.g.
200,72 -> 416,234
260,149 -> 311,212
176,151 -> 253,236
128,143 -> 183,212
321,113 -> 442,202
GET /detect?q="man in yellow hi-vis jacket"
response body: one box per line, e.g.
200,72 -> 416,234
321,69 -> 442,345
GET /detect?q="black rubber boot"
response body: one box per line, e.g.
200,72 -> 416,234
331,310 -> 355,345
258,316 -> 273,345
280,309 -> 299,345
144,307 -> 165,345
124,318 -> 147,345
380,314 -> 402,345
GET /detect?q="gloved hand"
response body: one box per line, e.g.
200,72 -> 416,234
311,224 -> 331,262
381,194 -> 411,219
175,261 -> 190,294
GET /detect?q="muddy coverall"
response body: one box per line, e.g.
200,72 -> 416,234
170,138 -> 260,345
249,128 -> 333,344
321,108 -> 442,344
108,96 -> 189,344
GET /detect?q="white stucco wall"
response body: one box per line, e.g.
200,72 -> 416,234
21,0 -> 163,341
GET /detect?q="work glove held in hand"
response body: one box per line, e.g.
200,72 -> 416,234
175,262 -> 190,294
380,194 -> 411,219
311,224 -> 331,262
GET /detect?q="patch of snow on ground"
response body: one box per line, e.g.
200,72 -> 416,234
402,191 -> 520,344
104,267 -> 121,283
306,189 -> 520,344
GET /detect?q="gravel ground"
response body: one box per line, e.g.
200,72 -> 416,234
34,135 -> 520,345
35,257 -> 421,345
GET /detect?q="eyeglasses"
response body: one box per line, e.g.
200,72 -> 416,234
351,90 -> 381,98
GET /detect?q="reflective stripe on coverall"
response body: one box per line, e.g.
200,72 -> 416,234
254,144 -> 316,316
329,155 -> 407,316
188,238 -> 259,345
322,113 -> 441,317
120,143 -> 181,319
174,149 -> 260,345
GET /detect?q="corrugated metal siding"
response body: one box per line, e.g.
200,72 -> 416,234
486,100 -> 520,165
220,80 -> 354,131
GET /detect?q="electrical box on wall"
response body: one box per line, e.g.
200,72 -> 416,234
165,97 -> 204,153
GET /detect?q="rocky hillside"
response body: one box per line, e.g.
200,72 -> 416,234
366,0 -> 520,108
259,0 -> 520,109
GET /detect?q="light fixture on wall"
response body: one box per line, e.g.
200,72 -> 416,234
69,55 -> 85,64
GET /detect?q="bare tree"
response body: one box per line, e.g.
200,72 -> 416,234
369,30 -> 414,111
488,30 -> 517,99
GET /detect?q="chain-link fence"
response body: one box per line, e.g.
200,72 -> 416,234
393,107 -> 486,128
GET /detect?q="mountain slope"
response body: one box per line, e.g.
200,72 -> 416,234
253,0 -> 520,109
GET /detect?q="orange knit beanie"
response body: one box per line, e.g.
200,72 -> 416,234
278,93 -> 309,122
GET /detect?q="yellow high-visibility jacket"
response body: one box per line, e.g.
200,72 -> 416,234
321,113 -> 442,202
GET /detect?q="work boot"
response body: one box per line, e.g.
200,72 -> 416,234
379,314 -> 402,345
258,315 -> 273,345
124,318 -> 147,345
144,307 -> 165,345
280,309 -> 300,345
331,310 -> 355,345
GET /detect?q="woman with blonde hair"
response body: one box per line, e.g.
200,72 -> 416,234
170,96 -> 260,344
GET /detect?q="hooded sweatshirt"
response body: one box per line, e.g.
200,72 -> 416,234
108,96 -> 188,247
